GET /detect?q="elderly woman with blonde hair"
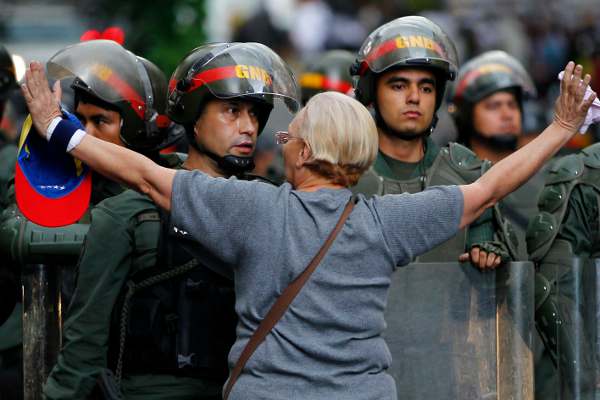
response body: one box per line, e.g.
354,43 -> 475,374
22,60 -> 594,400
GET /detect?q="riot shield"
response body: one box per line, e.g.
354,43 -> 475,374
536,255 -> 600,399
384,261 -> 534,400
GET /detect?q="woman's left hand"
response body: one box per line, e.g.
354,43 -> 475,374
21,61 -> 62,137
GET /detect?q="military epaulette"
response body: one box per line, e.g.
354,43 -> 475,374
447,142 -> 483,171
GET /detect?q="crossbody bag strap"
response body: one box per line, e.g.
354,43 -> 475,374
223,195 -> 356,399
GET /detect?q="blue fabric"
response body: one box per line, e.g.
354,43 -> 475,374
49,118 -> 80,152
18,117 -> 87,199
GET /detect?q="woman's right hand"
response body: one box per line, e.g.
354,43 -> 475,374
553,61 -> 596,135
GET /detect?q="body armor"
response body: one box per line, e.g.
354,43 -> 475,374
110,174 -> 274,383
527,143 -> 600,397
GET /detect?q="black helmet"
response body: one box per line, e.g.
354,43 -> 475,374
47,40 -> 179,152
351,16 -> 458,111
448,50 -> 536,140
167,42 -> 300,175
300,50 -> 355,104
167,42 -> 300,132
0,44 -> 17,101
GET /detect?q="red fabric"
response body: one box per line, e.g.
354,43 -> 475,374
15,164 -> 92,227
80,26 -> 125,45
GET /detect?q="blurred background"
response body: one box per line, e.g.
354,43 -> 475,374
1,0 -> 600,157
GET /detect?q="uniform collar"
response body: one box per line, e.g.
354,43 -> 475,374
374,137 -> 439,179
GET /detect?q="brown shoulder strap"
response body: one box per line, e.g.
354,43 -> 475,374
223,196 -> 356,399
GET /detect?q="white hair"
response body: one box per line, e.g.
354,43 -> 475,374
295,91 -> 378,186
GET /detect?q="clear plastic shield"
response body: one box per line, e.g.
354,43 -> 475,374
537,254 -> 600,399
384,262 -> 534,399
46,40 -> 145,105
357,16 -> 458,76
183,42 -> 300,113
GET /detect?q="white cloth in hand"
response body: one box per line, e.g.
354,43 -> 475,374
558,71 -> 600,133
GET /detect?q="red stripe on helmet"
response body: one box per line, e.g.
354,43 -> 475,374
365,39 -> 399,65
168,78 -> 177,92
322,78 -> 353,93
453,69 -> 483,100
156,114 -> 171,128
103,72 -> 146,119
169,65 -> 240,95
188,66 -> 239,91
363,36 -> 447,73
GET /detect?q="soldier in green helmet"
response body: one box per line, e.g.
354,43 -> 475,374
448,50 -> 542,257
44,41 -> 299,399
299,50 -> 355,105
351,16 -> 517,266
526,143 -> 600,399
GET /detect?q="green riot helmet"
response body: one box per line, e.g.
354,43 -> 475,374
47,40 -> 179,153
351,16 -> 458,112
167,42 -> 300,174
448,50 -> 536,145
300,50 -> 355,104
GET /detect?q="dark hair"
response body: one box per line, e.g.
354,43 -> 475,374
74,89 -> 121,114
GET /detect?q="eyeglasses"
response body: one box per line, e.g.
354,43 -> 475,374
275,131 -> 303,145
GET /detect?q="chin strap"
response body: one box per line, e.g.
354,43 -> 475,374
199,143 -> 255,176
186,128 -> 255,176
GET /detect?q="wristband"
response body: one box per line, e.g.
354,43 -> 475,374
47,109 -> 87,152
48,118 -> 86,152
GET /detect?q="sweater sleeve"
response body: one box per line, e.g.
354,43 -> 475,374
169,170 -> 277,266
372,185 -> 464,266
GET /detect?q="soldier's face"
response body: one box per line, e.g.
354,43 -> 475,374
193,99 -> 259,158
375,68 -> 436,135
75,102 -> 124,146
472,91 -> 522,137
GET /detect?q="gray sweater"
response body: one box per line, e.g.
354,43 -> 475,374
170,170 -> 463,400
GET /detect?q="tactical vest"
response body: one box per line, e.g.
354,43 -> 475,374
353,142 -> 519,261
109,172 -> 274,383
527,142 -> 600,262
109,207 -> 236,383
526,144 -> 600,390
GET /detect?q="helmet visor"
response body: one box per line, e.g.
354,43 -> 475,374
181,43 -> 300,113
455,50 -> 537,102
47,40 -> 146,108
357,16 -> 458,78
